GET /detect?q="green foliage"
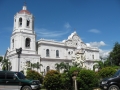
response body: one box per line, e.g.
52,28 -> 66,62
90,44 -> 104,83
26,70 -> 43,83
104,59 -> 111,67
0,56 -> 3,62
60,72 -> 73,90
68,66 -> 81,77
55,62 -> 71,73
94,61 -> 104,70
77,69 -> 99,90
112,66 -> 120,70
109,42 -> 120,66
98,67 -> 116,79
1,59 -> 11,71
43,70 -> 61,90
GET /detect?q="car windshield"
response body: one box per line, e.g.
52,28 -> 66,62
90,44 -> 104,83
15,72 -> 26,79
113,70 -> 120,77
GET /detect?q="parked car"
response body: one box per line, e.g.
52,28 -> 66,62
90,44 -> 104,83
100,70 -> 120,90
0,71 -> 41,90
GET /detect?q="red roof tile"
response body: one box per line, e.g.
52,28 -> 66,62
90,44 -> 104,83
19,10 -> 30,15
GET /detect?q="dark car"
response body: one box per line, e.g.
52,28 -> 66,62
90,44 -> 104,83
0,71 -> 41,90
100,70 -> 120,90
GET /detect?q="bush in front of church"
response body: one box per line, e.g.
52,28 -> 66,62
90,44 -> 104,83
26,70 -> 43,83
77,69 -> 99,90
98,67 -> 116,79
60,72 -> 73,90
43,70 -> 61,90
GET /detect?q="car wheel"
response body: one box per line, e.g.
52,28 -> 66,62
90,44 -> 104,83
22,86 -> 32,90
108,85 -> 119,90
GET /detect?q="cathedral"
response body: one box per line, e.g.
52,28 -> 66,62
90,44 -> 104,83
5,5 -> 100,74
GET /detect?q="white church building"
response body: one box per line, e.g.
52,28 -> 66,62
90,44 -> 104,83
5,5 -> 99,74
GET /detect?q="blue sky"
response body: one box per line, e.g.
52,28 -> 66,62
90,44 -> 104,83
0,0 -> 120,57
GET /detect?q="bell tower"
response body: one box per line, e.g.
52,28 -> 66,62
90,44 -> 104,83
6,4 -> 40,72
10,4 -> 36,55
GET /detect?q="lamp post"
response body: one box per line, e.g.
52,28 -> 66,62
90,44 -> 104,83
16,48 -> 22,72
72,71 -> 78,90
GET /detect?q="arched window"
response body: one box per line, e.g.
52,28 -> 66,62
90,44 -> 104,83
46,49 -> 49,57
25,38 -> 31,48
27,20 -> 30,27
46,66 -> 50,72
56,50 -> 59,57
19,18 -> 22,27
92,55 -> 94,59
12,39 -> 14,49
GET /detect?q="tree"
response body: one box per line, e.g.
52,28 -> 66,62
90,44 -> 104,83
98,67 -> 116,79
77,69 -> 99,90
60,72 -> 73,90
109,42 -> 120,66
104,59 -> 111,67
36,62 -> 43,73
93,61 -> 104,70
55,62 -> 71,73
1,59 -> 11,71
0,56 -> 3,62
55,63 -> 60,72
43,70 -> 61,90
31,63 -> 36,70
26,70 -> 43,83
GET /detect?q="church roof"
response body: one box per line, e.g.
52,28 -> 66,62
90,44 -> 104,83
19,5 -> 31,15
19,10 -> 31,14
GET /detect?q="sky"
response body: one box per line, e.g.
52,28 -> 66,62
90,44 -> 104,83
0,0 -> 120,58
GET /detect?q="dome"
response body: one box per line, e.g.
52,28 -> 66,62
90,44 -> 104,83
19,10 -> 30,15
18,5 -> 31,15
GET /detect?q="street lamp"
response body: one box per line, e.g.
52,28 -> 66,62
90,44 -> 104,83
16,48 -> 22,72
72,71 -> 78,90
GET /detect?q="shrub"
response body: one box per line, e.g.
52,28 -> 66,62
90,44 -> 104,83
98,67 -> 116,79
60,72 -> 73,90
77,69 -> 99,90
68,66 -> 81,77
26,70 -> 43,83
43,70 -> 61,90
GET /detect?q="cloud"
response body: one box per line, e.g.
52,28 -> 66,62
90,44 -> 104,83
86,41 -> 110,58
99,49 -> 111,58
35,22 -> 71,39
88,29 -> 100,33
86,41 -> 106,48
35,28 -> 70,38
64,22 -> 71,29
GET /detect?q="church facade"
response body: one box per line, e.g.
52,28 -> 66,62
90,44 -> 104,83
5,5 -> 100,74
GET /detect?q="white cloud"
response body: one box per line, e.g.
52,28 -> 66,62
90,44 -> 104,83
99,49 -> 111,58
86,41 -> 110,58
86,41 -> 106,48
88,29 -> 100,33
35,28 -> 70,38
35,22 -> 71,39
64,22 -> 71,29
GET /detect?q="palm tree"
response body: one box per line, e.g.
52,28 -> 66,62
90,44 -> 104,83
93,60 -> 104,71
55,63 -> 60,72
36,62 -> 43,73
55,62 -> 71,73
31,63 -> 36,70
1,59 -> 11,71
